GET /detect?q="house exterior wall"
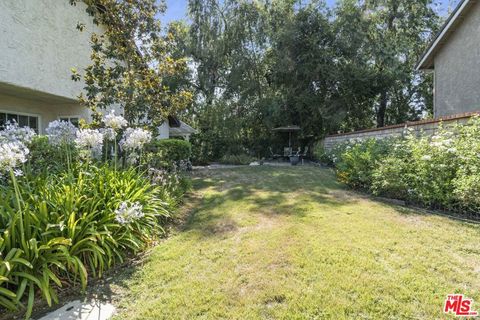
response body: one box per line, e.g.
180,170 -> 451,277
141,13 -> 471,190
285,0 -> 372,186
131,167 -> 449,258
0,0 -> 103,101
434,2 -> 480,117
157,122 -> 170,139
0,91 -> 90,133
0,0 -> 114,132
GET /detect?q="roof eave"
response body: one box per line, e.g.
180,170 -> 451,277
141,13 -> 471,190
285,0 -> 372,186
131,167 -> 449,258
415,0 -> 473,71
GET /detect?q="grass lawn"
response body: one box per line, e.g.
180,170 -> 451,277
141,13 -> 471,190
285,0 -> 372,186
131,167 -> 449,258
111,166 -> 480,319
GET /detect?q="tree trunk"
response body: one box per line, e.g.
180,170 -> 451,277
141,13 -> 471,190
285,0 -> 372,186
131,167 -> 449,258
377,91 -> 387,128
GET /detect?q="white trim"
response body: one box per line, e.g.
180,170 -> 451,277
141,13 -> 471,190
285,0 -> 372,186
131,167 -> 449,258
58,115 -> 82,121
58,115 -> 82,128
0,109 -> 42,133
416,0 -> 472,70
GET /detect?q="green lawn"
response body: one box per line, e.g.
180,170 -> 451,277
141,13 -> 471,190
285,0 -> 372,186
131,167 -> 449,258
112,166 -> 480,319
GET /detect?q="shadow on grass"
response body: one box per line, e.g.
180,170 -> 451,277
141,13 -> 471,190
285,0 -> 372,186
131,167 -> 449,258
387,202 -> 480,227
24,166 -> 352,319
181,166 -> 357,238
28,256 -> 143,320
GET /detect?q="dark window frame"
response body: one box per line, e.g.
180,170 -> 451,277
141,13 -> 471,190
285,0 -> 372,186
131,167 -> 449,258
0,111 -> 40,133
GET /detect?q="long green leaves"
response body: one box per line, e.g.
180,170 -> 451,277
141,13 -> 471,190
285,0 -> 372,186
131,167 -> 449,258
0,164 -> 172,318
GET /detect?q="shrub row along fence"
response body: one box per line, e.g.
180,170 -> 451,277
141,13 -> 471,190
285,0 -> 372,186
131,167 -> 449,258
319,115 -> 480,219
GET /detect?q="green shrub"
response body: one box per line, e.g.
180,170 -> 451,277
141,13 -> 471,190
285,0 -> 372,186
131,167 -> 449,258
407,132 -> 459,209
219,154 -> 255,165
27,136 -> 78,174
0,116 -> 191,318
0,164 -> 170,317
331,117 -> 480,217
334,138 -> 392,190
148,167 -> 192,209
451,117 -> 480,213
313,141 -> 333,165
371,156 -> 410,200
145,139 -> 192,169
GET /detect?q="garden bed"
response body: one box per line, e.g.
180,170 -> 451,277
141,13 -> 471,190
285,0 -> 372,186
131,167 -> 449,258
0,115 -> 191,319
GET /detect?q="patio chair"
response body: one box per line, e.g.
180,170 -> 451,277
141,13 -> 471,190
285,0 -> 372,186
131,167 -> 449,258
300,147 -> 309,165
269,147 -> 282,160
284,147 -> 292,157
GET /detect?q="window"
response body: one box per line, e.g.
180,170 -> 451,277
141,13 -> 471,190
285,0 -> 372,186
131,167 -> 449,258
0,111 -> 40,133
59,116 -> 80,128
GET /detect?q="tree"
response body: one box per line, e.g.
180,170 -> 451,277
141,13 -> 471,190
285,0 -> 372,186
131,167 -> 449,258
69,0 -> 193,127
182,0 -> 440,161
353,0 -> 440,127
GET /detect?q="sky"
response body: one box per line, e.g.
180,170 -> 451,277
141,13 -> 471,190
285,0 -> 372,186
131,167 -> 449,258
161,0 -> 461,25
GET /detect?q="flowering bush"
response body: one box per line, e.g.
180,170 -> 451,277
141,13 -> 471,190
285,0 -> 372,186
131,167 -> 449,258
313,141 -> 334,165
0,114 -> 190,317
102,110 -> 128,130
370,138 -> 413,200
120,127 -> 152,165
115,201 -> 145,224
148,166 -> 191,208
120,127 -> 152,151
0,121 -> 35,178
324,116 -> 480,217
0,121 -> 36,144
330,138 -> 392,190
0,164 -> 169,317
450,117 -> 480,212
75,128 -> 104,159
0,141 -> 29,174
45,120 -> 77,146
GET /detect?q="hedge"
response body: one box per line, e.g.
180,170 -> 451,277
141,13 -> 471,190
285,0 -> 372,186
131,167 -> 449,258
145,139 -> 192,169
321,116 -> 480,218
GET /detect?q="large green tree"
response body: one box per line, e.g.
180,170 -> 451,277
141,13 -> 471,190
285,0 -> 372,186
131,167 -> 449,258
353,0 -> 440,127
182,0 -> 440,161
70,0 -> 193,126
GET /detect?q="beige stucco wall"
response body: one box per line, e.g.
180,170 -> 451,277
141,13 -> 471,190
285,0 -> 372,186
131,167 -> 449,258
434,3 -> 480,117
0,1 -> 119,132
0,0 -> 103,101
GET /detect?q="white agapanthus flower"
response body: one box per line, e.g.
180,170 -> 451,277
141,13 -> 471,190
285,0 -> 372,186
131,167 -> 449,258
126,152 -> 140,166
102,110 -> 128,131
0,121 -> 36,144
119,128 -> 152,151
101,128 -> 117,142
443,139 -> 453,146
75,129 -> 104,158
114,201 -> 144,224
45,120 -> 77,145
0,141 -> 29,173
421,155 -> 432,161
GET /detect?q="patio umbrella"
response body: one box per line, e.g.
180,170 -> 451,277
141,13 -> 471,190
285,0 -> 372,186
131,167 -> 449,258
272,125 -> 301,148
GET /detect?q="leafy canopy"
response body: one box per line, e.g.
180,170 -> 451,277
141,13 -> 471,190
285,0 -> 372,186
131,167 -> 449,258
70,0 -> 193,126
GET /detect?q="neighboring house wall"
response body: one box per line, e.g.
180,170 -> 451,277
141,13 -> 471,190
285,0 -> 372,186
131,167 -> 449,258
434,2 -> 480,117
323,112 -> 475,151
157,122 -> 170,139
0,0 -> 104,132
